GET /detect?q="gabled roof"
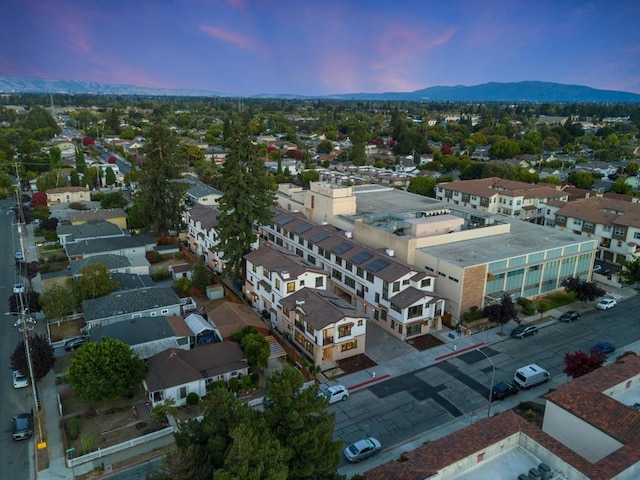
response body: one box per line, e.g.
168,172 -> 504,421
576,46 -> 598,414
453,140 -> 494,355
88,315 -> 185,351
67,208 -> 127,223
207,301 -> 267,339
69,254 -> 137,276
554,196 -> 640,228
58,220 -> 126,241
280,288 -> 360,330
145,342 -> 247,391
183,313 -> 215,336
65,235 -> 151,257
388,286 -> 438,309
82,287 -> 181,322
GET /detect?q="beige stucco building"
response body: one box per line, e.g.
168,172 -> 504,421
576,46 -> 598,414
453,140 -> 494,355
46,186 -> 90,206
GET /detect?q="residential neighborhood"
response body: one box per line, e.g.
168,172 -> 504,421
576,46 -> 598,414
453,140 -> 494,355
2,95 -> 640,480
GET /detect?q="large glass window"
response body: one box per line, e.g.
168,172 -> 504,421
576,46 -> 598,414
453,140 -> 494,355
338,324 -> 353,338
407,305 -> 423,319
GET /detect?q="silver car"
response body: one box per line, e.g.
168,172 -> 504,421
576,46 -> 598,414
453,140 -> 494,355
344,437 -> 381,463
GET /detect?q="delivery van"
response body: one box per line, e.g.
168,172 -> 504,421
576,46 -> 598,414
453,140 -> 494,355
513,364 -> 550,389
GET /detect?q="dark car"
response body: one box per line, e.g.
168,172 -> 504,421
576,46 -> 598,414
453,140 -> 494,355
64,335 -> 90,351
491,381 -> 519,401
510,324 -> 538,339
591,342 -> 616,355
558,311 -> 581,323
12,413 -> 33,441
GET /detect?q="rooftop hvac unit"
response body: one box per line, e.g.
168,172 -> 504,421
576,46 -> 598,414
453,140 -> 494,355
518,475 -> 529,480
538,463 -> 552,480
386,248 -> 395,257
345,231 -> 353,238
528,468 -> 542,480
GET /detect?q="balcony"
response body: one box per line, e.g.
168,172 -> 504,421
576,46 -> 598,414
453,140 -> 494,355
322,336 -> 334,346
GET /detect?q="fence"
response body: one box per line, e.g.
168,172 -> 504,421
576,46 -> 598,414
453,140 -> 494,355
67,425 -> 174,468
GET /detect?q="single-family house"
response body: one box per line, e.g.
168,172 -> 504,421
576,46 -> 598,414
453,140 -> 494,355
67,208 -> 128,229
82,287 -> 182,328
64,235 -> 155,261
88,316 -> 192,359
46,186 -> 90,206
57,220 -> 128,247
69,253 -> 151,277
143,342 -> 249,407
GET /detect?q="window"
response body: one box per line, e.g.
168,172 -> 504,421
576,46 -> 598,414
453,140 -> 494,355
390,303 -> 401,313
307,255 -> 316,265
161,309 -> 169,314
614,227 -> 625,236
366,272 -> 374,283
275,279 -> 281,290
345,261 -> 353,271
179,386 -> 187,399
356,267 -> 364,278
381,310 -> 387,321
421,278 -> 432,288
341,340 -> 357,352
252,264 -> 257,273
402,279 -> 410,286
331,269 -> 342,281
392,281 -> 400,292
338,323 -> 353,338
345,276 -> 356,289
315,277 -> 324,288
375,293 -> 380,302
407,304 -> 423,319
287,282 -> 295,293
358,319 -> 363,326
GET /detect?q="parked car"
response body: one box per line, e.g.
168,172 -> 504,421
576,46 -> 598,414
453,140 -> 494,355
491,381 -> 518,400
64,335 -> 90,351
12,413 -> 33,441
558,311 -> 581,323
321,384 -> 349,404
15,251 -> 24,261
344,437 -> 381,463
12,283 -> 25,294
12,370 -> 29,389
591,342 -> 616,355
596,298 -> 617,310
510,324 -> 538,339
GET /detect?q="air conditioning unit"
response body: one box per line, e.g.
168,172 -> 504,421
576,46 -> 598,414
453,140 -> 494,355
386,248 -> 395,257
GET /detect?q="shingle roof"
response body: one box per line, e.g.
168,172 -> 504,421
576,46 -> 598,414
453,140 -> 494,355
88,316 -> 178,345
145,342 -> 247,391
187,204 -> 220,230
69,253 -> 132,276
555,196 -> 640,228
67,208 -> 127,223
65,235 -> 149,257
207,301 -> 268,339
46,186 -> 90,194
388,286 -> 437,309
280,288 -> 359,330
245,245 -> 325,279
57,220 -> 125,241
82,287 -> 181,322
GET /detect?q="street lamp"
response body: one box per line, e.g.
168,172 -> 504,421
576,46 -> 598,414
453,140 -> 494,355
477,348 -> 496,418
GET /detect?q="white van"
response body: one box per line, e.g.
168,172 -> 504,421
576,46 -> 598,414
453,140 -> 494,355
513,364 -> 550,389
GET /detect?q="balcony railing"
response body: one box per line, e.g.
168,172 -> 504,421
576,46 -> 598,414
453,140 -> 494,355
323,336 -> 334,346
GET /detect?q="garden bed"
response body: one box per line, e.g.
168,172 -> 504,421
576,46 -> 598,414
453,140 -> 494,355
49,318 -> 85,342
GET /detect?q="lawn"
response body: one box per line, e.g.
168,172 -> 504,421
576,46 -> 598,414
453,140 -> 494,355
49,318 -> 85,342
536,292 -> 577,310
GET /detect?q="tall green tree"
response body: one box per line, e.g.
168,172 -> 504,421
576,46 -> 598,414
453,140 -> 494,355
134,122 -> 187,240
75,147 -> 87,175
105,166 -> 116,186
68,337 -> 147,402
620,258 -> 640,287
40,283 -> 76,324
217,122 -> 275,281
73,263 -> 118,303
408,176 -> 436,197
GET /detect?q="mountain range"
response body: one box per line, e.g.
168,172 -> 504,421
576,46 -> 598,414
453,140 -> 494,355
1,74 -> 640,103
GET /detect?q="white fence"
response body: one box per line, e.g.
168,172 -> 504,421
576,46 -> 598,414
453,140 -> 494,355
68,425 -> 174,468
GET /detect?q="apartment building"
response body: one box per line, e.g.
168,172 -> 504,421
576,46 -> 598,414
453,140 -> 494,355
184,203 -> 228,274
261,209 -> 445,342
549,196 -> 640,265
435,177 -> 569,224
275,182 -> 598,321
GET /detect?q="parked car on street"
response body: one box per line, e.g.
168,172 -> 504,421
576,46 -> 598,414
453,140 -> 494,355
12,283 -> 25,294
12,413 -> 33,441
596,298 -> 617,310
321,384 -> 350,404
491,382 -> 519,400
558,311 -> 581,323
15,251 -> 24,261
510,324 -> 538,339
344,437 -> 381,463
12,370 -> 29,389
64,335 -> 90,351
591,342 -> 616,355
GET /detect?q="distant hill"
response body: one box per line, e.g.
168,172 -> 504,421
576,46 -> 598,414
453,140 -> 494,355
1,75 -> 639,103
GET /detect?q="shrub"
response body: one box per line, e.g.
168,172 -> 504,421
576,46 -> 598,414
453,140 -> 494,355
146,251 -> 161,263
80,435 -> 95,454
151,268 -> 171,281
173,277 -> 191,295
186,392 -> 200,406
67,417 -> 81,440
517,297 -> 536,316
229,377 -> 239,393
462,307 -> 484,322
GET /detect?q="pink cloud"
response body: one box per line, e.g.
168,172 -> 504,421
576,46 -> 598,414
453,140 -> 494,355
198,24 -> 264,54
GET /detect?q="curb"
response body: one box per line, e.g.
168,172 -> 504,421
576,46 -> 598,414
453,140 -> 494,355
434,342 -> 485,362
348,374 -> 391,391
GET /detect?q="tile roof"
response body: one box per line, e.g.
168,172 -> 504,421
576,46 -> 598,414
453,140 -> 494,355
554,197 -> 640,228
280,288 -> 359,330
82,287 -> 181,322
145,342 -> 247,391
437,177 -> 565,200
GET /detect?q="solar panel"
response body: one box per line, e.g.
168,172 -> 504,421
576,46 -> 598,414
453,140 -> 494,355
332,242 -> 353,255
310,232 -> 330,243
366,258 -> 390,273
294,224 -> 312,234
276,216 -> 294,226
351,251 -> 373,264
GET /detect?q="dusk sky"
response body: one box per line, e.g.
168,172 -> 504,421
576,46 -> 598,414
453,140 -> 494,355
2,0 -> 640,96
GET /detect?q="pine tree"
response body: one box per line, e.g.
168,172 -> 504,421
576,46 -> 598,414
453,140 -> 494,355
217,122 -> 275,281
134,122 -> 187,240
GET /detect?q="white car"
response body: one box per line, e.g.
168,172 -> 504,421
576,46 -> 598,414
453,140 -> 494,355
321,384 -> 350,404
13,370 -> 29,389
13,283 -> 25,294
344,437 -> 381,463
15,251 -> 24,261
596,298 -> 617,310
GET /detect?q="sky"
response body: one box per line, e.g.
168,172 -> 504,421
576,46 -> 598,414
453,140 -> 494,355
1,0 -> 640,96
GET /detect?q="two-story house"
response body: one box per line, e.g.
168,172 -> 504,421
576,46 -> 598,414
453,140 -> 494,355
46,186 -> 90,206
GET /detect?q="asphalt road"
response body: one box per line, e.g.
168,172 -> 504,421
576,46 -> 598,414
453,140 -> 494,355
1,198 -> 33,480
333,293 -> 640,471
